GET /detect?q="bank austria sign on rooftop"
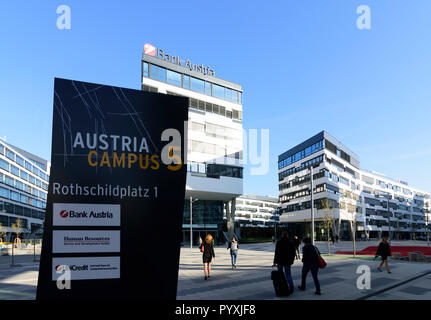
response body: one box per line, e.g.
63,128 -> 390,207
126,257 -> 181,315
36,78 -> 188,300
144,43 -> 215,76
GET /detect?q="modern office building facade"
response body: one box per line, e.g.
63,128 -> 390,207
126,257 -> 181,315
278,131 -> 430,240
233,194 -> 279,228
141,44 -> 243,244
0,139 -> 49,241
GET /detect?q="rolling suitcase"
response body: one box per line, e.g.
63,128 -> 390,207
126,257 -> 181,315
271,269 -> 290,297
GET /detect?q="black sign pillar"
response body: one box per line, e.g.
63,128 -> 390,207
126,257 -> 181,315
37,78 -> 188,300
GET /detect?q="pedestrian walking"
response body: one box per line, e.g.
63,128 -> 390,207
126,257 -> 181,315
293,235 -> 301,260
375,236 -> 392,273
298,237 -> 321,295
227,236 -> 239,269
199,234 -> 216,280
335,234 -> 339,243
272,231 -> 296,294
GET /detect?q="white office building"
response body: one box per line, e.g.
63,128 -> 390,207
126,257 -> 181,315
233,194 -> 279,228
278,131 -> 430,241
0,139 -> 49,241
141,44 -> 243,244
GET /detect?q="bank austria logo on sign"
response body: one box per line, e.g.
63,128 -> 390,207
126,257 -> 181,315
143,43 -> 215,76
53,203 -> 121,226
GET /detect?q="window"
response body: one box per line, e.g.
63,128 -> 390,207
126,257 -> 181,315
233,110 -> 239,120
225,88 -> 233,101
149,64 -> 166,82
5,176 -> 14,187
0,187 -> 10,199
166,70 -> 181,87
15,155 -> 24,166
183,75 -> 190,89
232,90 -> 238,103
219,106 -> 226,116
205,82 -> 212,95
16,181 -> 23,191
6,149 -> 14,161
190,77 -> 204,93
20,171 -> 28,181
25,161 -> 32,171
143,62 -> 149,77
0,159 -> 8,171
0,144 -> 3,155
11,165 -> 19,176
212,84 -> 225,99
29,175 -> 35,185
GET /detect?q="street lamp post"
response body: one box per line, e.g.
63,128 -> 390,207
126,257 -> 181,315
310,166 -> 315,245
190,196 -> 198,251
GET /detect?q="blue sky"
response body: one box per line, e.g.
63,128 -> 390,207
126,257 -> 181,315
0,0 -> 430,196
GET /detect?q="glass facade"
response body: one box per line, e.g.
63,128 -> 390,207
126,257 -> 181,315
183,200 -> 223,228
143,62 -> 242,104
0,141 -> 48,235
278,140 -> 323,169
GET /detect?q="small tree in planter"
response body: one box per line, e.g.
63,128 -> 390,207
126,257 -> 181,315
320,199 -> 335,255
0,222 -> 7,243
11,218 -> 24,247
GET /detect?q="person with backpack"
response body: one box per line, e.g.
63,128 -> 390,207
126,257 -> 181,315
272,231 -> 296,294
375,236 -> 392,273
199,234 -> 215,280
227,236 -> 239,269
298,237 -> 321,295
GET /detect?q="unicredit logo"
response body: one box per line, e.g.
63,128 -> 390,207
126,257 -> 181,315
144,43 -> 156,56
60,210 -> 69,218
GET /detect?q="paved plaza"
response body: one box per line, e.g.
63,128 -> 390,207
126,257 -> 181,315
0,241 -> 430,300
177,241 -> 431,300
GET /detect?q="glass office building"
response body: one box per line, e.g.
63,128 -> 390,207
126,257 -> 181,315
142,45 -> 243,244
0,139 -> 49,241
278,131 -> 430,241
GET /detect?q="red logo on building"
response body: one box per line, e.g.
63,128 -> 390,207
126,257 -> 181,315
59,210 -> 69,218
144,43 -> 156,56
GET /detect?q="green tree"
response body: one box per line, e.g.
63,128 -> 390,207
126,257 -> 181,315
341,190 -> 359,257
320,199 -> 335,255
0,222 -> 7,242
11,218 -> 25,244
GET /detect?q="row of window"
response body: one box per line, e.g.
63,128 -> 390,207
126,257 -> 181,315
0,143 -> 49,182
143,63 -> 242,104
188,96 -> 242,120
187,162 -> 243,179
191,122 -> 242,141
0,186 -> 46,210
278,155 -> 324,181
0,171 -> 47,200
143,86 -> 243,122
0,158 -> 48,191
0,200 -> 45,221
278,140 -> 323,169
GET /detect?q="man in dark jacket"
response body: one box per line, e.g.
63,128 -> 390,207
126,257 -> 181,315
272,231 -> 296,293
298,237 -> 321,295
